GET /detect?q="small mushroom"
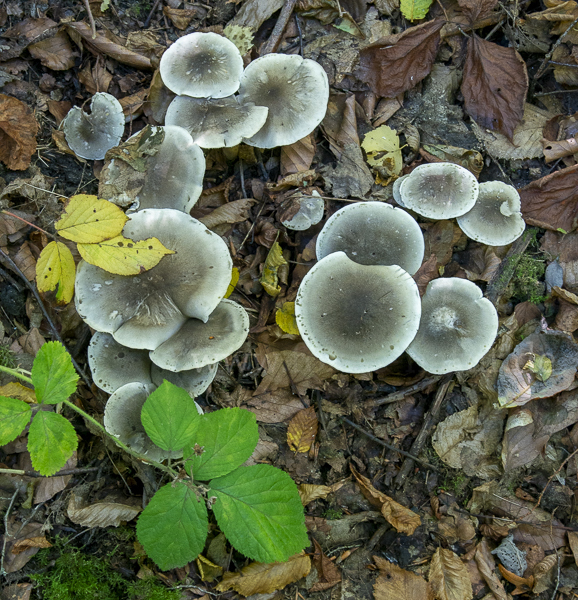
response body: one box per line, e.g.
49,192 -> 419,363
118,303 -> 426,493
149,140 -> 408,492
62,92 -> 124,160
159,32 -> 243,98
295,252 -> 421,373
399,162 -> 479,219
237,53 -> 329,148
392,175 -> 409,207
75,209 -> 232,350
150,299 -> 250,372
456,181 -> 526,246
164,96 -> 268,148
315,202 -> 424,275
406,278 -> 498,374
281,191 -> 325,231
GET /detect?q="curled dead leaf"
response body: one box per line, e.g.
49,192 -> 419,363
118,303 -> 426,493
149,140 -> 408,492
0,93 -> 38,171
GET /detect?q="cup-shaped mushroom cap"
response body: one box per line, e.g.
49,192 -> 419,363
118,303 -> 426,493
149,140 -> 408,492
75,209 -> 232,350
295,252 -> 421,373
456,181 -> 526,246
165,96 -> 268,149
62,92 -> 125,160
282,191 -> 325,231
150,299 -> 250,372
238,54 -> 329,148
399,163 -> 479,219
406,278 -> 498,374
316,202 -> 424,275
159,32 -> 243,98
150,362 -> 218,396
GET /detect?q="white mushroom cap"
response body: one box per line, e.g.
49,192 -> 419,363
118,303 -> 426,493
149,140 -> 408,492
457,181 -> 526,246
238,54 -> 329,148
399,162 -> 479,219
316,202 -> 424,275
62,92 -> 125,160
295,252 -> 421,373
75,209 -> 232,350
150,299 -> 250,372
150,362 -> 218,397
406,278 -> 498,374
159,32 -> 243,98
392,175 -> 409,207
164,96 -> 268,149
282,191 -> 325,231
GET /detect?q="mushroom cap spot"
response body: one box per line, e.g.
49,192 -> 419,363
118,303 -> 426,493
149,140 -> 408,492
392,175 -> 409,207
399,162 -> 479,219
282,191 -> 324,230
406,277 -> 498,374
457,181 -> 526,246
238,54 -> 329,148
75,209 -> 232,350
165,96 -> 268,149
316,202 -> 425,275
150,299 -> 250,372
150,362 -> 218,397
62,92 -> 124,160
159,32 -> 243,98
295,252 -> 421,373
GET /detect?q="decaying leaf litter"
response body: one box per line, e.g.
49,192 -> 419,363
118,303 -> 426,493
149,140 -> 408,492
2,0 -> 578,598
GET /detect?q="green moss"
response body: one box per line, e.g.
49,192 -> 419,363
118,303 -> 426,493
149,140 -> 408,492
510,253 -> 547,304
323,508 -> 344,520
0,344 -> 16,368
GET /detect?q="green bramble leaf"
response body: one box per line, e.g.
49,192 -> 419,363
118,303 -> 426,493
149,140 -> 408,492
185,408 -> 258,481
31,341 -> 79,405
141,380 -> 201,452
0,397 -> 31,445
400,0 -> 433,21
136,481 -> 209,571
28,411 -> 78,476
209,464 -> 309,563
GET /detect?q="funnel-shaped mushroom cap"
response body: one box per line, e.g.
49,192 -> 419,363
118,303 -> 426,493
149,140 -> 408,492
282,191 -> 325,231
165,96 -> 268,149
295,252 -> 421,373
238,54 -> 329,148
399,163 -> 479,219
150,299 -> 250,372
150,362 -> 218,396
457,181 -> 526,246
316,202 -> 424,275
62,92 -> 125,160
159,32 -> 243,98
406,278 -> 498,374
75,209 -> 232,350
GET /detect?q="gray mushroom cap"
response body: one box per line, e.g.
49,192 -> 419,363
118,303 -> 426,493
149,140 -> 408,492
295,252 -> 421,373
75,209 -> 232,350
164,96 -> 268,149
62,92 -> 125,160
237,54 -> 329,148
456,181 -> 526,246
282,191 -> 325,231
406,277 -> 498,374
399,162 -> 479,219
159,32 -> 243,98
150,299 -> 250,372
315,202 -> 424,275
392,175 -> 409,207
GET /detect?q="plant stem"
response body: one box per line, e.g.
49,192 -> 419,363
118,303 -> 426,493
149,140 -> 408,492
0,211 -> 57,241
0,364 -> 33,385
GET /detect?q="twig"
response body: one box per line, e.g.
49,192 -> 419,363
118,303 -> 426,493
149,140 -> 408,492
261,0 -> 298,55
534,88 -> 578,97
295,14 -> 303,57
0,490 -> 18,577
535,14 -> 578,79
452,506 -> 578,531
533,447 -> 578,511
82,0 -> 97,39
1,210 -> 58,242
0,466 -> 101,478
144,0 -> 162,27
239,158 -> 247,199
365,376 -> 441,408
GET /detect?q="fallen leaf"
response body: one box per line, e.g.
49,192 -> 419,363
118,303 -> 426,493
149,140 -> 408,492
428,547 -> 473,600
569,532 -> 578,566
225,267 -> 239,299
362,125 -> 402,175
260,241 -> 288,297
280,134 -> 316,176
3,522 -> 45,574
28,29 -> 76,70
199,198 -> 256,230
400,0 -> 433,21
413,253 -> 439,296
36,241 -> 76,305
532,554 -> 557,594
474,540 -> 508,600
13,241 -> 36,281
457,0 -> 498,26
246,388 -> 305,423
276,302 -> 299,335
497,564 -> 533,593
373,556 -> 433,600
287,406 -> 318,453
231,0 -> 284,31
299,483 -> 332,505
311,539 -> 341,591
0,583 -> 33,600
421,144 -> 484,177
0,93 -> 38,171
11,536 -> 52,554
34,451 -> 77,504
163,6 -> 198,29
195,554 -> 223,582
67,491 -> 141,528
0,382 -> 36,403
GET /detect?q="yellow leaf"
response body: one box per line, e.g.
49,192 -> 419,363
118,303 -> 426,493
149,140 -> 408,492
287,406 -> 318,453
195,554 -> 223,582
275,302 -> 299,335
77,236 -> 174,275
362,125 -> 403,175
0,382 -> 36,404
260,242 -> 287,297
225,267 -> 239,299
55,194 -> 128,243
428,548 -> 473,600
400,0 -> 434,21
298,483 -> 332,505
36,241 -> 76,304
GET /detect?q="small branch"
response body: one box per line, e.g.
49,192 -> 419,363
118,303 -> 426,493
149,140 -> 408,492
261,0 -> 298,55
0,490 -> 18,577
1,211 -> 56,241
365,376 -> 441,408
535,14 -> 578,79
0,466 -> 101,478
533,447 -> 578,511
82,0 -> 97,39
144,0 -> 162,28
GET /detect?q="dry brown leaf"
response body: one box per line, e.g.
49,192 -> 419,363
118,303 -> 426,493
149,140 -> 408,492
311,539 -> 341,592
299,483 -> 332,505
28,29 -> 76,70
429,548 -> 473,600
13,241 -> 36,281
373,556 -> 433,600
462,34 -> 528,141
0,17 -> 58,61
474,540 -> 508,600
457,0 -> 498,26
11,536 -> 52,554
497,564 -> 533,592
356,19 -> 444,98
47,100 -> 71,126
163,6 -> 199,29
569,532 -> 578,566
246,388 -> 305,423
215,552 -> 311,596
413,254 -> 439,296
0,583 -> 33,600
67,491 -> 141,528
287,406 -> 318,453
321,93 -> 360,159
199,198 -> 256,230
0,382 -> 36,403
231,0 -> 284,30
280,134 -> 316,176
18,328 -> 45,355
144,69 -> 175,124
0,93 -> 38,171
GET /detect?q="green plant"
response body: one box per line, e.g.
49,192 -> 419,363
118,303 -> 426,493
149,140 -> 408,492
0,342 -> 308,571
511,253 -> 547,304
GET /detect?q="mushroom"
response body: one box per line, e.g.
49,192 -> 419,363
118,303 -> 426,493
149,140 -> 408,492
406,278 -> 498,374
399,162 -> 479,219
295,252 -> 421,373
456,181 -> 526,246
315,202 -> 424,275
62,92 -> 124,160
392,175 -> 409,207
150,299 -> 250,372
159,32 -> 243,98
237,53 -> 329,148
75,209 -> 232,350
164,96 -> 268,149
281,191 -> 325,231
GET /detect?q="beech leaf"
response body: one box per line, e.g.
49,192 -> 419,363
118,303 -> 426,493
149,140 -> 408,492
428,548 -> 473,600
